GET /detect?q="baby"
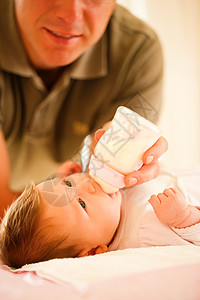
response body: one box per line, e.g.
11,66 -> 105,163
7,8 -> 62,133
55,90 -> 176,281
1,168 -> 200,268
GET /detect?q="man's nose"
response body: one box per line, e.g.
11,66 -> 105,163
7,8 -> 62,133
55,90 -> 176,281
54,0 -> 84,23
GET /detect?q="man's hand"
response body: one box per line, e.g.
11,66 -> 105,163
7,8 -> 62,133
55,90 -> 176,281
93,121 -> 111,150
124,136 -> 168,186
56,161 -> 82,178
0,130 -> 21,218
95,128 -> 168,187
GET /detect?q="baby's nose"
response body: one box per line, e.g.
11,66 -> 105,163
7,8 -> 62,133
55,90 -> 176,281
88,182 -> 96,194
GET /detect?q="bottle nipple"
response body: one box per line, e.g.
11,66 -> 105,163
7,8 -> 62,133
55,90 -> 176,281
88,154 -> 125,193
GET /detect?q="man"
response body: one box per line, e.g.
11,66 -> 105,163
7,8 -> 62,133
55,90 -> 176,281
0,0 -> 167,218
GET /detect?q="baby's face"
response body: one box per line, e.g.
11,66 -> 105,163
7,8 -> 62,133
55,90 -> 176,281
37,173 -> 121,252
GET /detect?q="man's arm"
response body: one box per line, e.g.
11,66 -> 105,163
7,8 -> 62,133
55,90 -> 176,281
0,130 -> 20,219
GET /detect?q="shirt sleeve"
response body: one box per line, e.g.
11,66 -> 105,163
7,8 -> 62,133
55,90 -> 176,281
171,223 -> 200,246
138,205 -> 200,248
0,72 -> 3,129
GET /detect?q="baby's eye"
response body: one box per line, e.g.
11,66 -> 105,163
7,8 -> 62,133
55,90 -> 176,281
79,199 -> 86,209
64,180 -> 72,187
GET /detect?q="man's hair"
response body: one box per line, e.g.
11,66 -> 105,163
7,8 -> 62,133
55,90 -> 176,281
0,183 -> 81,268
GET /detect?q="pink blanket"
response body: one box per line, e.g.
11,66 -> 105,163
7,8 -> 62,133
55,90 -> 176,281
1,245 -> 200,300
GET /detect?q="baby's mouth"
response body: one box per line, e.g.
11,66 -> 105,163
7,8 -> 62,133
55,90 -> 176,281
108,193 -> 114,197
108,192 -> 119,199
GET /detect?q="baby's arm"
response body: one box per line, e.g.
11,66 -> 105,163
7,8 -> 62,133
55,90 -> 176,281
148,188 -> 200,228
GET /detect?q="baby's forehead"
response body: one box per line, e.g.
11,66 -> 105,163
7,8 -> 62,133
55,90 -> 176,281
37,177 -> 77,207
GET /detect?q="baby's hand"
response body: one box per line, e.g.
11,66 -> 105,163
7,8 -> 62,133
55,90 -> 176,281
56,160 -> 82,178
148,188 -> 191,228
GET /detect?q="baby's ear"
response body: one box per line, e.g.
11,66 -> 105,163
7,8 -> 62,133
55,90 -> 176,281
77,248 -> 91,257
77,245 -> 107,257
94,245 -> 107,255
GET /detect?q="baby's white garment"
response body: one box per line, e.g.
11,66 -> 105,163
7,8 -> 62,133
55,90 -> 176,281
108,169 -> 200,251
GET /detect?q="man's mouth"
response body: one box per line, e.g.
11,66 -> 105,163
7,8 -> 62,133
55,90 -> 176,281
46,29 -> 81,39
51,31 -> 75,38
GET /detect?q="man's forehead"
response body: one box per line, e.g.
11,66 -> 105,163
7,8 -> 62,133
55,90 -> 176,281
37,177 -> 77,207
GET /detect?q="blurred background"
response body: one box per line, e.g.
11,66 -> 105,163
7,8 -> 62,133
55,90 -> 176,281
117,0 -> 200,172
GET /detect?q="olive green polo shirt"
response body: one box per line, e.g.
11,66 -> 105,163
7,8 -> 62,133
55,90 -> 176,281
0,0 -> 163,190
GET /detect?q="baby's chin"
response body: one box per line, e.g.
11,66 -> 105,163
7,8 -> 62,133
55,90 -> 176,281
109,191 -> 122,207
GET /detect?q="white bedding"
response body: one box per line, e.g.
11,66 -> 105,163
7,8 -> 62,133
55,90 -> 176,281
10,245 -> 200,288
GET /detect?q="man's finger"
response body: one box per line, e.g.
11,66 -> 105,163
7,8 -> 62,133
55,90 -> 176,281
124,161 -> 160,187
143,136 -> 168,164
94,129 -> 105,142
94,120 -> 112,142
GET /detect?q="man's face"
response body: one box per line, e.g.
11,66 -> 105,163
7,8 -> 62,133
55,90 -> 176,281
37,173 -> 122,252
14,0 -> 116,69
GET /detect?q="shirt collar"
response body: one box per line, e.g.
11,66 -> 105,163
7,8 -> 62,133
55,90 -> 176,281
0,0 -> 108,80
67,32 -> 108,79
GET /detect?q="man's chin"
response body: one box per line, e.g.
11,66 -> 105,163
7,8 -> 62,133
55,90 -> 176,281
35,52 -> 81,69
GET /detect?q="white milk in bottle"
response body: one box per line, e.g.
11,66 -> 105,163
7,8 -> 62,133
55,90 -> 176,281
89,106 -> 162,193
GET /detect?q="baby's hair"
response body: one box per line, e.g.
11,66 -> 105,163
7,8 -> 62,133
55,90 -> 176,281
0,183 -> 81,268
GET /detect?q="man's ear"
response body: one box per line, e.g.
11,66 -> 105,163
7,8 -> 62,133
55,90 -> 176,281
77,245 -> 107,257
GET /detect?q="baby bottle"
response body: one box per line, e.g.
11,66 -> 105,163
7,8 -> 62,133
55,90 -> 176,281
88,106 -> 162,193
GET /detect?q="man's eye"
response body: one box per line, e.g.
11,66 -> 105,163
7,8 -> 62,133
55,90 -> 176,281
79,199 -> 86,209
64,180 -> 72,187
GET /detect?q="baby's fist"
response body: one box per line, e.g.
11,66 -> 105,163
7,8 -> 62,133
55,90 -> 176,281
148,188 -> 190,228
